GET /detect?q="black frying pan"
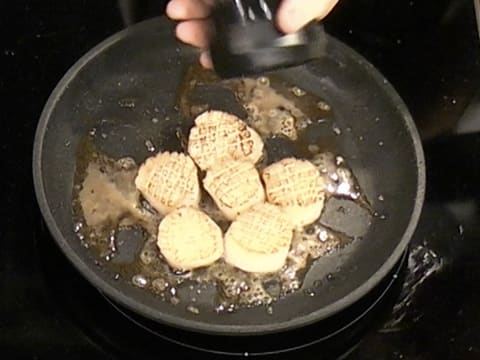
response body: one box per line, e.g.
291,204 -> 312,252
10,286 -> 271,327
32,17 -> 425,336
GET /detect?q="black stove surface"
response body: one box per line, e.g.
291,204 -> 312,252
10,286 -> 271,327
2,0 -> 480,359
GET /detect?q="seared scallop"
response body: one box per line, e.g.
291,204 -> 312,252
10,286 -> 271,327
224,203 -> 293,273
135,151 -> 200,215
157,207 -> 224,270
262,158 -> 326,227
187,110 -> 264,171
203,160 -> 265,221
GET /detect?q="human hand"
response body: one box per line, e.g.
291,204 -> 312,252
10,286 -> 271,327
166,0 -> 339,68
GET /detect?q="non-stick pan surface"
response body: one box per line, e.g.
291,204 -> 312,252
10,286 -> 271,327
33,17 -> 425,335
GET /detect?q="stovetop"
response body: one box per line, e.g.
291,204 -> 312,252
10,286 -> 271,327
1,0 -> 480,359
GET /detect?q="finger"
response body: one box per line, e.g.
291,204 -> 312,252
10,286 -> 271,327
199,51 -> 213,69
166,0 -> 212,20
176,19 -> 213,49
276,0 -> 339,34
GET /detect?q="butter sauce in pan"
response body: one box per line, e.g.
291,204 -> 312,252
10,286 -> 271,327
72,67 -> 373,315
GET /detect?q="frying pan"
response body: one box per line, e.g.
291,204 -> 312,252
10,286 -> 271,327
32,16 -> 425,336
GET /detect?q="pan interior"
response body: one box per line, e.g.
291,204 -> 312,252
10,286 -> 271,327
34,17 -> 424,335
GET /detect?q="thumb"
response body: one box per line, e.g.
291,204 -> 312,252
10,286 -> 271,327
276,0 -> 339,34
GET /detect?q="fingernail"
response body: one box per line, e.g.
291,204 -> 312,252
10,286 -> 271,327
166,0 -> 184,20
278,6 -> 303,33
200,52 -> 213,69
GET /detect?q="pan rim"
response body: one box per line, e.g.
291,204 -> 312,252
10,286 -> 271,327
32,16 -> 426,336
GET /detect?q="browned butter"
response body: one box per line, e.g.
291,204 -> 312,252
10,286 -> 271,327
72,69 -> 371,314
